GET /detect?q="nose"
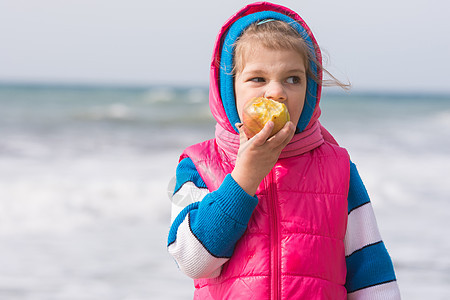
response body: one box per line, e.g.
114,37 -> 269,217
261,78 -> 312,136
264,82 -> 287,102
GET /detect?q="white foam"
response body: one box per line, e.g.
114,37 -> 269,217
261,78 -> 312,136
74,103 -> 134,121
186,88 -> 208,104
142,88 -> 177,103
0,150 -> 180,235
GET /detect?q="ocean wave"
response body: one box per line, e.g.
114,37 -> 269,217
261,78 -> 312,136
141,88 -> 178,103
72,103 -> 134,121
141,87 -> 208,104
434,110 -> 450,127
0,152 -> 178,235
70,106 -> 213,125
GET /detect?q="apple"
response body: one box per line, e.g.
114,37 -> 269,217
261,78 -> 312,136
242,97 -> 290,139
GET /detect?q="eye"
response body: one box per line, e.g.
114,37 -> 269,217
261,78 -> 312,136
286,76 -> 301,84
249,77 -> 265,83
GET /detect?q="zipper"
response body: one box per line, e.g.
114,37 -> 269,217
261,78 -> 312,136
266,170 -> 281,300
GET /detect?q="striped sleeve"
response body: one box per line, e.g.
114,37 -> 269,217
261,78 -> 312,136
167,157 -> 258,279
345,161 -> 401,299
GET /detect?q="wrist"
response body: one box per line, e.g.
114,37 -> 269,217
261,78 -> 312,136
231,168 -> 261,196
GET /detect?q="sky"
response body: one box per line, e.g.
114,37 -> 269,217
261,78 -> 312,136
0,0 -> 449,93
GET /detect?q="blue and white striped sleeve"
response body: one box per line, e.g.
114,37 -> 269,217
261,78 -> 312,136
167,157 -> 258,279
344,161 -> 401,299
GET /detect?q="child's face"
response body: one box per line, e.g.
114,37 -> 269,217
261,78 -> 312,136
234,46 -> 307,128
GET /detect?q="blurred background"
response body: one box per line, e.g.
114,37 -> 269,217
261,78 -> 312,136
0,0 -> 449,299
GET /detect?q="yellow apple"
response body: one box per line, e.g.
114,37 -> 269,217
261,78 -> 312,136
242,97 -> 290,139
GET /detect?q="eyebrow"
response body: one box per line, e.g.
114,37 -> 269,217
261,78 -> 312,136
286,68 -> 306,74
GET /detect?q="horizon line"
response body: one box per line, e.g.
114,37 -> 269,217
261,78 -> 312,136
0,80 -> 449,98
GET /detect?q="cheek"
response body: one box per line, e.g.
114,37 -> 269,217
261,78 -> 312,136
234,76 -> 249,122
236,99 -> 245,122
234,90 -> 244,122
287,98 -> 306,127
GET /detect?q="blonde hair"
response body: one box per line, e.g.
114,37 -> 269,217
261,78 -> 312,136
233,20 -> 350,90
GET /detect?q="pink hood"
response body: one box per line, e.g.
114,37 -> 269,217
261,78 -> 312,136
208,2 -> 324,136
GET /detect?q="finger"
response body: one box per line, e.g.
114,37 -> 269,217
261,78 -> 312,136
235,122 -> 248,145
280,121 -> 296,146
267,121 -> 295,147
252,121 -> 274,146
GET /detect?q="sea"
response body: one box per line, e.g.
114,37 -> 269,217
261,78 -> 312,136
0,83 -> 449,299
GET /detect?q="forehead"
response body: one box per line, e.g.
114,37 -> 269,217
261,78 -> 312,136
235,40 -> 308,73
238,46 -> 307,73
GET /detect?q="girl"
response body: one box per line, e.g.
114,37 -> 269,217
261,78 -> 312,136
167,2 -> 401,299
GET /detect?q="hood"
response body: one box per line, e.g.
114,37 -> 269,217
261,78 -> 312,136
209,2 -> 323,135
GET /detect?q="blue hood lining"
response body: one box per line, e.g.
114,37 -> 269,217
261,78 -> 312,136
219,11 -> 318,133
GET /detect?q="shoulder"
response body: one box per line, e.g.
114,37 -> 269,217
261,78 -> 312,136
174,157 -> 207,194
307,141 -> 350,172
320,141 -> 350,158
180,139 -> 217,163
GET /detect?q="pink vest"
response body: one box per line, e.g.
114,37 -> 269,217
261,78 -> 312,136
181,136 -> 350,299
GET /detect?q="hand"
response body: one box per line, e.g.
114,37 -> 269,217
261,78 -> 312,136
231,120 -> 296,196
